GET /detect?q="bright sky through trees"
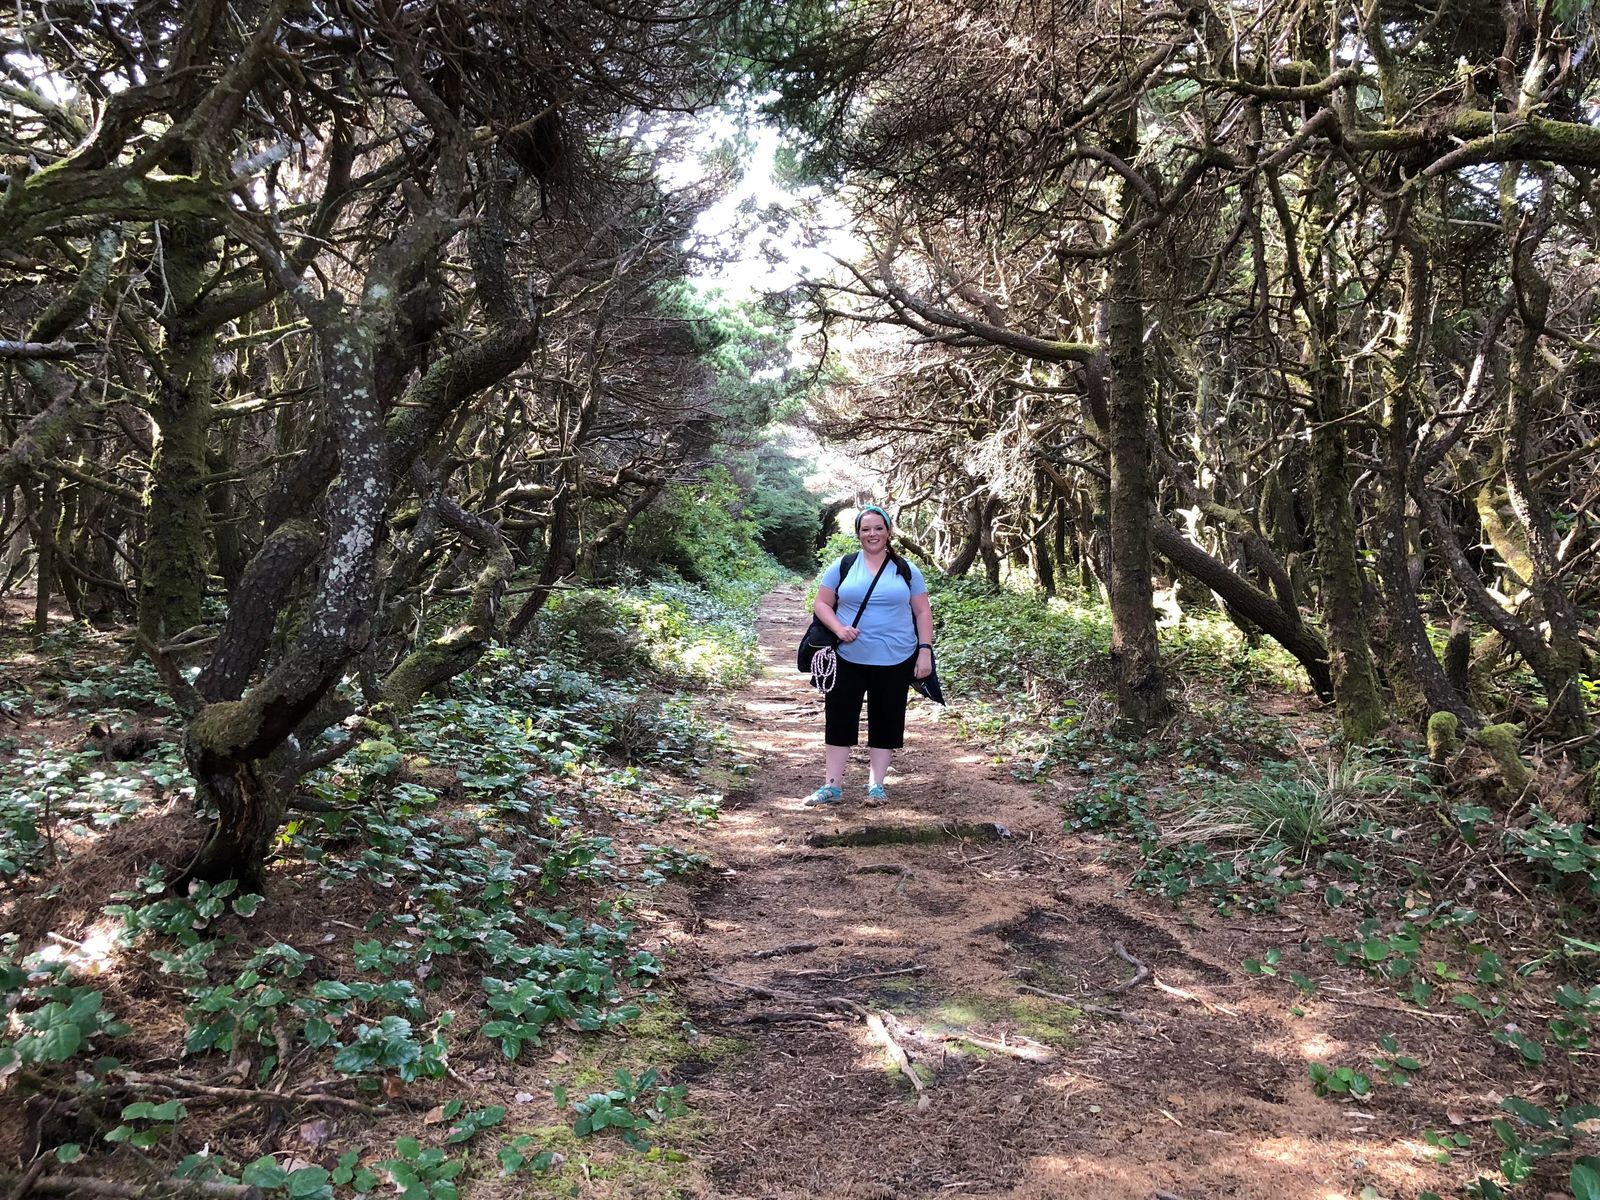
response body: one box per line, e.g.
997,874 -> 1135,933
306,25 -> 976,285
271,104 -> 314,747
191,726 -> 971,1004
665,112 -> 856,299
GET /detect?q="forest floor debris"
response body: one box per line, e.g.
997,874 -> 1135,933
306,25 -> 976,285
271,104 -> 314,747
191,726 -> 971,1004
3,587 -> 1595,1199
664,585 -> 1595,1200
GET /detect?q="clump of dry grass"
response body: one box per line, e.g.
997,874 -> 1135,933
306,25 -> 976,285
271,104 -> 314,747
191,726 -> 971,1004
1166,750 -> 1410,862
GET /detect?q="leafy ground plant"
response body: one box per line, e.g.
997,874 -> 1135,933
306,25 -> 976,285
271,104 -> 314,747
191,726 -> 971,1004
1419,1096 -> 1600,1200
0,561 -> 766,1189
557,1066 -> 689,1151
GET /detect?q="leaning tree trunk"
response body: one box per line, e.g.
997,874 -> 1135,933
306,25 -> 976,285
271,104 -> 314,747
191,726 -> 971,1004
183,291 -> 543,885
1032,473 -> 1057,597
944,495 -> 989,578
31,478 -> 58,638
817,497 -> 852,549
1150,517 -> 1334,699
506,484 -> 573,639
379,496 -> 513,716
978,513 -> 1003,588
1503,255 -> 1591,739
184,307 -> 388,889
1308,367 -> 1385,741
1278,156 -> 1385,741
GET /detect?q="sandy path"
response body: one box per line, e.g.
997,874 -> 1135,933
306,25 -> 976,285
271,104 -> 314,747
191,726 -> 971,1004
672,586 -> 1455,1200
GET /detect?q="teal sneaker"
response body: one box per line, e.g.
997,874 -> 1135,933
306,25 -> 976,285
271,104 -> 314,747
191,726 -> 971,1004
805,784 -> 843,807
865,783 -> 888,805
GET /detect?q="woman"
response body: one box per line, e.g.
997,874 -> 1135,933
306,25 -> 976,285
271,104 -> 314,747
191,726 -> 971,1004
806,505 -> 935,806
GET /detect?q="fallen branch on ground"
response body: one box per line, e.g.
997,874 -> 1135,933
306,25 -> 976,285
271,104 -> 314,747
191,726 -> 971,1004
731,1010 -> 850,1025
866,1011 -> 925,1092
749,942 -> 818,959
117,1071 -> 377,1112
1152,976 -> 1237,1017
5,1178 -> 262,1200
791,963 -> 927,984
1016,983 -> 1132,1021
934,1030 -> 1054,1062
1112,940 -> 1150,991
806,821 -> 1010,849
1319,989 -> 1462,1023
7,1159 -> 48,1200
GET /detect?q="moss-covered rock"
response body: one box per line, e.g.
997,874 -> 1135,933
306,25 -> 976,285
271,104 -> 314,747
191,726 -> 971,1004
1427,711 -> 1462,767
1473,722 -> 1531,797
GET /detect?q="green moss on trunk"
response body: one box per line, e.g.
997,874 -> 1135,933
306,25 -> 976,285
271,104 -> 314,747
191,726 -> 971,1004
1472,484 -> 1535,591
183,698 -> 285,890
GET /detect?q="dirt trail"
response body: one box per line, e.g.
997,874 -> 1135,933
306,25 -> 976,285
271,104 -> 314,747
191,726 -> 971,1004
672,586 -> 1458,1200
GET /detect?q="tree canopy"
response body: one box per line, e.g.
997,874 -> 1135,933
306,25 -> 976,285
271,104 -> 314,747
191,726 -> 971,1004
1,0 -> 814,884
3,0 -> 1598,889
783,0 -> 1599,763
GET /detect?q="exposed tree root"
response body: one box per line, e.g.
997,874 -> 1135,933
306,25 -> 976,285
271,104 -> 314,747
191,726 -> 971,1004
749,941 -> 818,959
117,1071 -> 377,1112
805,821 -> 1011,849
1016,983 -> 1133,1022
710,975 -> 928,1091
790,963 -> 927,984
731,1010 -> 851,1026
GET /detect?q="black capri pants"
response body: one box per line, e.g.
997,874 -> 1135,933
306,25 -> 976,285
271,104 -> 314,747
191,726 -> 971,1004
824,651 -> 917,749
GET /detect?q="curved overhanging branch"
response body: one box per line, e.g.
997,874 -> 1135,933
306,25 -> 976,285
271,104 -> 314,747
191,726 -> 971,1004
376,496 -> 515,720
0,224 -> 123,491
0,1 -> 293,244
828,245 -> 1096,365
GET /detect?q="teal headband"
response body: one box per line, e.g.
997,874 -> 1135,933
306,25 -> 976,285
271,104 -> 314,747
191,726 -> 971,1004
855,504 -> 892,532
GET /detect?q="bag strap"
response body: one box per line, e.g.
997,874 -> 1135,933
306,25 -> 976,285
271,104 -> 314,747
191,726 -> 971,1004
827,552 -> 858,617
835,552 -> 891,629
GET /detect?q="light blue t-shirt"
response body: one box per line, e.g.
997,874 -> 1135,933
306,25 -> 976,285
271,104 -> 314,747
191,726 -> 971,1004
819,554 -> 928,666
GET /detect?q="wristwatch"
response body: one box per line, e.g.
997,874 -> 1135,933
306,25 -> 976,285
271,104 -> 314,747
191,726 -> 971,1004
917,642 -> 934,651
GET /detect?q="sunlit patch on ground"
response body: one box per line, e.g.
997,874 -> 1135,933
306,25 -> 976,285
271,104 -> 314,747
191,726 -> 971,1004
32,916 -> 124,975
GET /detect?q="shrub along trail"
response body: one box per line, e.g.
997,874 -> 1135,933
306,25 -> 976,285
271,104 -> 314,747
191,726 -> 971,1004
667,587 -> 1511,1200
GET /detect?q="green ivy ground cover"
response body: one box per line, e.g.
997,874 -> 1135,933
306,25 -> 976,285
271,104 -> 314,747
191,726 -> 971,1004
0,570 -> 776,1198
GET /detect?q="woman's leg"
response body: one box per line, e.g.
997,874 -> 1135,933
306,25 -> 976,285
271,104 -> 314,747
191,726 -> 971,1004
867,746 -> 893,787
822,657 -> 869,787
863,654 -> 916,789
825,744 -> 851,786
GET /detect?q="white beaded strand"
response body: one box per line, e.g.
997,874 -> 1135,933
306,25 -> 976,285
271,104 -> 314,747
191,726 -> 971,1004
810,645 -> 837,694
